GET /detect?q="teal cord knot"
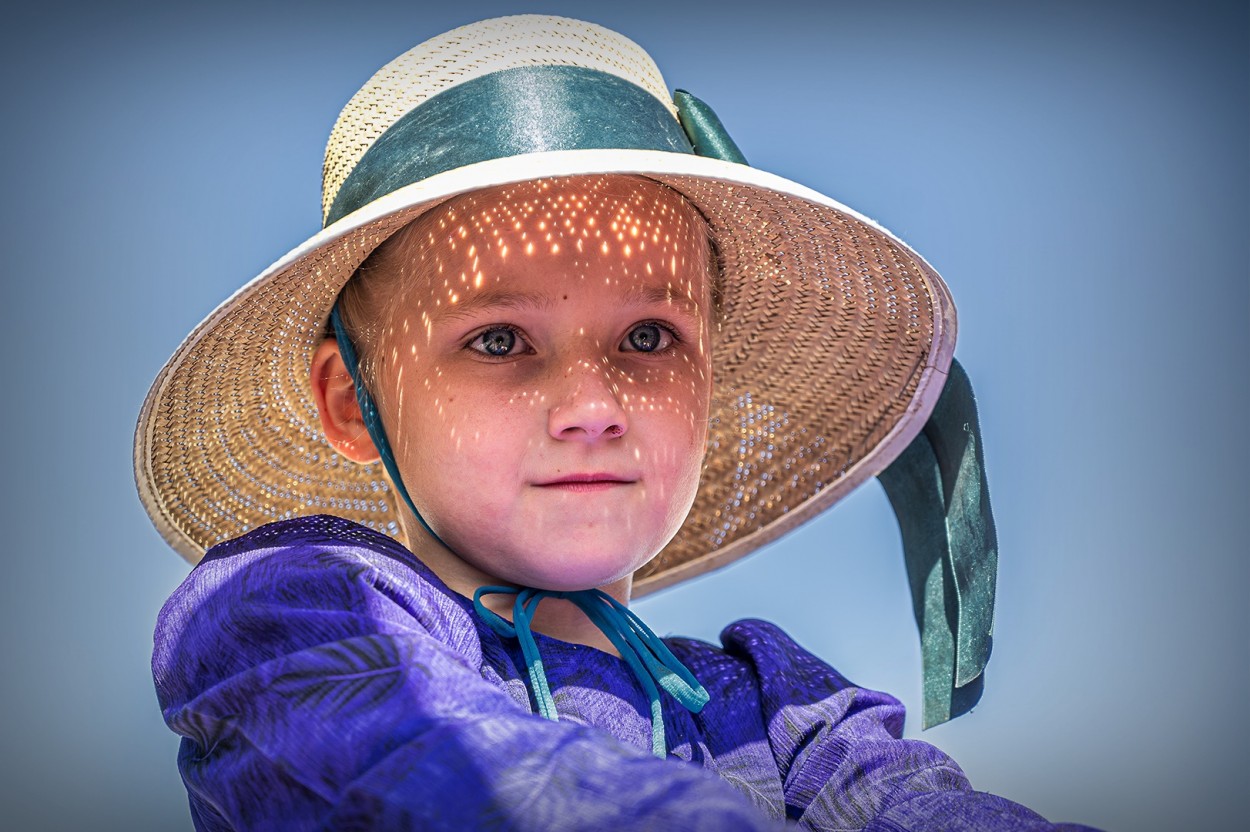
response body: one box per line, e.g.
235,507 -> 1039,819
473,586 -> 709,758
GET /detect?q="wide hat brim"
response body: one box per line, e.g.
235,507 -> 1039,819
135,145 -> 954,594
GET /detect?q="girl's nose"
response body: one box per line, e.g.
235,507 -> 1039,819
547,359 -> 628,442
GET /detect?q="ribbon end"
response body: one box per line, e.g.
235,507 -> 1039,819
880,357 -> 998,727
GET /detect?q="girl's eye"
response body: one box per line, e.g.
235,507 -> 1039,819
621,322 -> 675,353
469,326 -> 524,357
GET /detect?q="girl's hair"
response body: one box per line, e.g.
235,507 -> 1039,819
333,177 -> 725,387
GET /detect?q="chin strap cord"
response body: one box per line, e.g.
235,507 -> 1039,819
473,586 -> 709,758
330,303 -> 447,546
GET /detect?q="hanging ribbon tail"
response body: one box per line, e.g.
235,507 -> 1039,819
878,358 -> 997,728
673,90 -> 748,165
927,359 -> 998,688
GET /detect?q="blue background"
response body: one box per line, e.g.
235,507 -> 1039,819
1,1 -> 1244,829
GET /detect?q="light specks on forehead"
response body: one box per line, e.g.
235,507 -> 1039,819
335,175 -> 717,378
430,177 -> 703,273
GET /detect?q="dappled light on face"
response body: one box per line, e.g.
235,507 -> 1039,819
355,175 -> 715,583
380,177 -> 708,347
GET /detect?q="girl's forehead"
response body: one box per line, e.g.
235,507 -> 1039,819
380,174 -> 714,311
427,175 -> 704,242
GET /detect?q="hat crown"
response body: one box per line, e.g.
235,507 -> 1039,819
321,15 -> 675,224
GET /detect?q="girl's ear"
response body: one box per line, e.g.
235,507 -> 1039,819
310,338 -> 381,464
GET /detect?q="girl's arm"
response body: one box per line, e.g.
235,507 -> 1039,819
153,522 -> 785,832
720,620 -> 1099,831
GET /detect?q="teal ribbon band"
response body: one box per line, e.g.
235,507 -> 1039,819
327,65 -> 698,225
878,359 -> 998,728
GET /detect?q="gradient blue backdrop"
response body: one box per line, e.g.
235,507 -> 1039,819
1,1 -> 1244,830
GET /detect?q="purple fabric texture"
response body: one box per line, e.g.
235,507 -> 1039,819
153,515 -> 1096,831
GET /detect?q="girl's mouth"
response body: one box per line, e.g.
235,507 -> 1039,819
533,474 -> 636,492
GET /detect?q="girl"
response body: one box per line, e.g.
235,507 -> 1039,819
139,14 -> 1098,830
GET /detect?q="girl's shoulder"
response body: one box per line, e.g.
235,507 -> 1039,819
665,617 -> 861,694
167,515 -> 458,630
201,513 -> 423,574
667,618 -> 907,740
185,514 -> 448,604
153,515 -> 481,706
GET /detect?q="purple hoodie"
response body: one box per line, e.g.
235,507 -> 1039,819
153,515 -> 1097,831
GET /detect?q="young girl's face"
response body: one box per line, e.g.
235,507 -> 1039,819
341,176 -> 715,595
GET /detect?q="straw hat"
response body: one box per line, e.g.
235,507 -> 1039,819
134,14 -> 956,596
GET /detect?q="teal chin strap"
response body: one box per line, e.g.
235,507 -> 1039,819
878,359 -> 998,729
329,303 -> 446,546
473,586 -> 710,758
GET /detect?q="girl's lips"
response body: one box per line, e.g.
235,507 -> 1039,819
532,474 -> 636,492
537,481 -> 631,493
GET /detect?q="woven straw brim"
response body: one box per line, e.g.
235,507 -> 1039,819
134,149 -> 954,594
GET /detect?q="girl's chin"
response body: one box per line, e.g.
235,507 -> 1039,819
489,552 -> 656,593
504,566 -> 640,593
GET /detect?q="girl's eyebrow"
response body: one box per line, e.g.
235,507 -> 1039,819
435,284 -> 702,323
437,289 -> 556,323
